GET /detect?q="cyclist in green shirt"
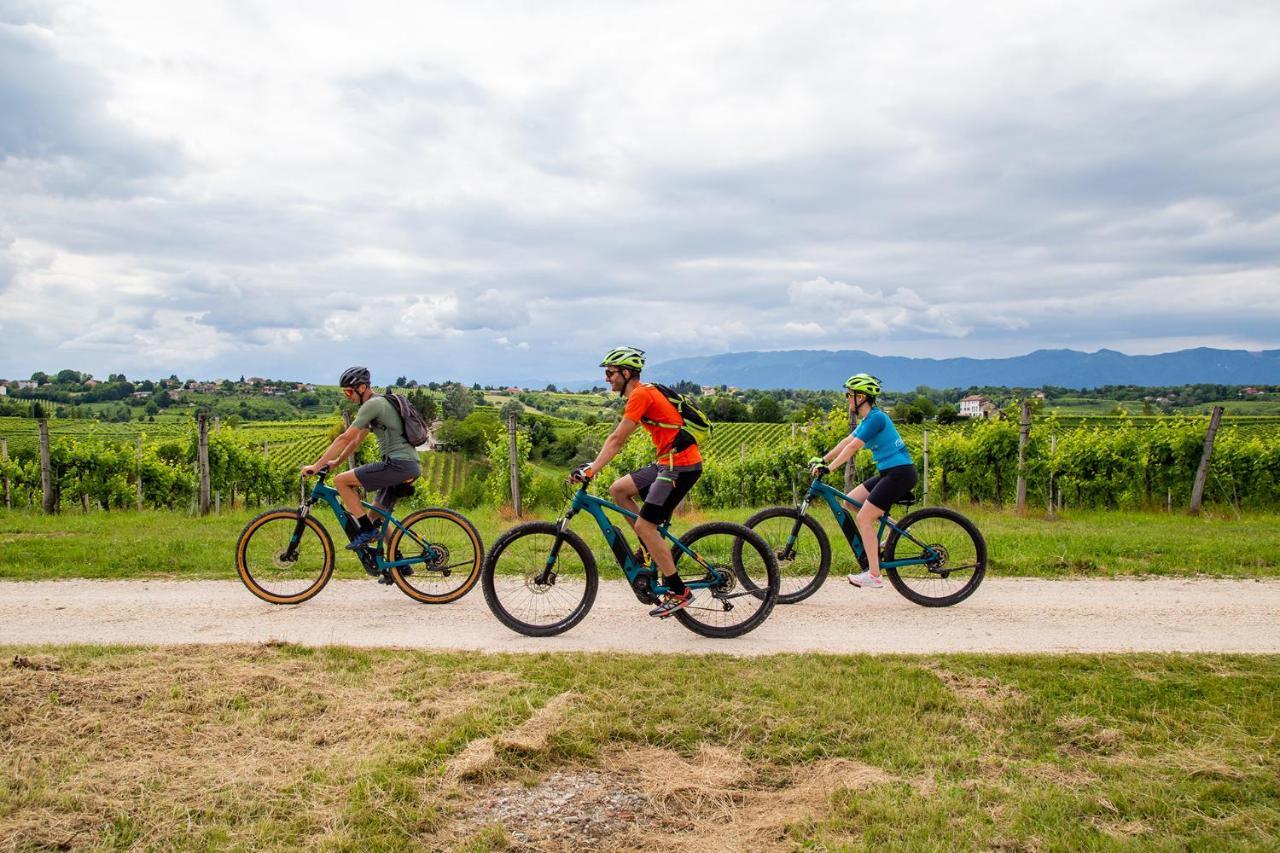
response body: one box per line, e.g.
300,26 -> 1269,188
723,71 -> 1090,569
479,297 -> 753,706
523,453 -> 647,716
301,366 -> 421,554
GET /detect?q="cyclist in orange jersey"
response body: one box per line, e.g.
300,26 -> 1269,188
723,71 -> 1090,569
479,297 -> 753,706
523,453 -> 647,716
570,346 -> 702,617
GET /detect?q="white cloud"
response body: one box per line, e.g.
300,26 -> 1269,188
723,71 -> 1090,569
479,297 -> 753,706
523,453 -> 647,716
1,1 -> 1278,381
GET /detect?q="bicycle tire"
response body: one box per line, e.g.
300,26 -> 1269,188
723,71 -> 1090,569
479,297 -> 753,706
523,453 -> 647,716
385,507 -> 484,604
671,521 -> 779,638
882,507 -> 987,607
481,521 -> 598,637
235,508 -> 335,605
742,506 -> 832,604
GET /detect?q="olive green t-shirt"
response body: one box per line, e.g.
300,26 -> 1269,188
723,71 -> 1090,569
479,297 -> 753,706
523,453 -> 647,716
352,396 -> 420,462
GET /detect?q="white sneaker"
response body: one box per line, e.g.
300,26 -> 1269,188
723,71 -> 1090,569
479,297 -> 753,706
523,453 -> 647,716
847,570 -> 883,589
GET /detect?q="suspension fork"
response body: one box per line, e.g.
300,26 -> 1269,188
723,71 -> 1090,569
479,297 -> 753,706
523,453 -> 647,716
781,496 -> 813,560
283,500 -> 311,561
536,509 -> 578,585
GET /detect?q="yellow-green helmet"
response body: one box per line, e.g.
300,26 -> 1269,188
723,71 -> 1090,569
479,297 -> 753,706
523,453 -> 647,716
599,346 -> 646,371
843,373 -> 881,397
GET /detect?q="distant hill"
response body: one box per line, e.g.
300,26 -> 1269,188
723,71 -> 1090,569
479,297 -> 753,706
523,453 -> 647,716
640,347 -> 1280,391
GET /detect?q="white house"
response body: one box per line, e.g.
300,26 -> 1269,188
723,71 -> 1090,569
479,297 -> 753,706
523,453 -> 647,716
959,395 -> 997,418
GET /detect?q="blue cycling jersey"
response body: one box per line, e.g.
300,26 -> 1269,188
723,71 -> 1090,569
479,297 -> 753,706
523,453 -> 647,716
852,408 -> 913,470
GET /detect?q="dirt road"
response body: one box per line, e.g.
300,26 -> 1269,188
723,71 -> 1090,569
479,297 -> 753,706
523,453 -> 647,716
3,577 -> 1278,654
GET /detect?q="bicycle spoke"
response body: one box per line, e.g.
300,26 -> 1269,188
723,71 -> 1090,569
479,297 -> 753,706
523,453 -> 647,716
483,525 -> 595,635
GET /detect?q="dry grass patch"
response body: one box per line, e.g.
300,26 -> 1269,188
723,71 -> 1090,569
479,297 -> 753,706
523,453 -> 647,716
444,691 -> 576,782
0,645 -> 520,849
1054,715 -> 1123,756
925,663 -> 1023,709
443,745 -> 893,852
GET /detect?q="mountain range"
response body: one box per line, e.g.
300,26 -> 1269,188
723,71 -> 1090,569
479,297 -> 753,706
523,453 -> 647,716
635,347 -> 1280,391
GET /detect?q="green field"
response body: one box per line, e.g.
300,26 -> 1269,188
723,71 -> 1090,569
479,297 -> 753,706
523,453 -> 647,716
2,504 -> 1277,582
2,645 -> 1276,849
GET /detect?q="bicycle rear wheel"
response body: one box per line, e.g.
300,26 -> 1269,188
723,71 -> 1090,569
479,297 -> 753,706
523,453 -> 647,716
481,522 -> 598,636
671,522 -> 779,638
235,508 -> 335,605
882,507 -> 986,607
384,508 -> 483,604
742,506 -> 831,604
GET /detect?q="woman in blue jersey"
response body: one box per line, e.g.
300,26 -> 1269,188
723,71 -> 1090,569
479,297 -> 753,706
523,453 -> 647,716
809,373 -> 918,589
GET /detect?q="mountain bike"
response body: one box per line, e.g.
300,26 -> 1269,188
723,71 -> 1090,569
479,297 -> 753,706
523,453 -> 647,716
235,465 -> 483,605
743,470 -> 986,606
481,481 -> 780,638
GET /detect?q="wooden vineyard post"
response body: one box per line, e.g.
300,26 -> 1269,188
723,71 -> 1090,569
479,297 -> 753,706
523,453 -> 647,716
341,410 -> 355,471
1015,401 -> 1031,515
38,418 -> 55,514
921,429 -> 929,506
1048,434 -> 1057,518
1188,405 -> 1224,515
844,408 -> 858,491
507,411 -> 522,517
198,413 -> 211,516
136,435 -> 144,510
1,437 -> 10,510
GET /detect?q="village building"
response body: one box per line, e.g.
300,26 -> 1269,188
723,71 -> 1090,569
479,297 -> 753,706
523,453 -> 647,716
959,395 -> 998,419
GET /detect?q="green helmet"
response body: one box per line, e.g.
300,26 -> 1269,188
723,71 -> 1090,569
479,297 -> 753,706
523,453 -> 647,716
843,373 -> 881,397
599,346 -> 646,371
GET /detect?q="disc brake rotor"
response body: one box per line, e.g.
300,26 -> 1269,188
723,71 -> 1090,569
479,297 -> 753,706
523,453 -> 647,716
271,550 -> 299,570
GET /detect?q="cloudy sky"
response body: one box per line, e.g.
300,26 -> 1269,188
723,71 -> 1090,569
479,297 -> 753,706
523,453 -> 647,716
2,1 -> 1278,385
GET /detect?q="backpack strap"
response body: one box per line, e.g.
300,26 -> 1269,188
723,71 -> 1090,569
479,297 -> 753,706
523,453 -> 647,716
636,383 -> 684,431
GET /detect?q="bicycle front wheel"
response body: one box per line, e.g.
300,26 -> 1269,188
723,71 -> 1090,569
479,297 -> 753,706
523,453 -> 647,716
672,522 -> 779,638
883,507 -> 987,607
742,506 -> 831,604
384,508 -> 484,604
481,522 -> 598,637
235,508 -> 335,605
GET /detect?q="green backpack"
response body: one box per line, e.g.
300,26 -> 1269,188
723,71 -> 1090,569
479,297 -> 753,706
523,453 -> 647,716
641,384 -> 712,449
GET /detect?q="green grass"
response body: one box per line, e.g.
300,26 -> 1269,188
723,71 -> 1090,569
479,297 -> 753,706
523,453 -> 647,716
1,502 -> 1278,581
2,645 -> 1277,849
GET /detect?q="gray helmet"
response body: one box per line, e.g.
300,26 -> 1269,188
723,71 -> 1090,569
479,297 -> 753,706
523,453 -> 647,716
339,366 -> 371,388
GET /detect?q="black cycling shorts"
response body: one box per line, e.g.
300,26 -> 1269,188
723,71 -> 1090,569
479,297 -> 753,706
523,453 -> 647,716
860,463 -> 918,511
629,462 -> 702,525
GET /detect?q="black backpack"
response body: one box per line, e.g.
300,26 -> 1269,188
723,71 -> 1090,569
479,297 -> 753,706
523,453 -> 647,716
383,392 -> 431,447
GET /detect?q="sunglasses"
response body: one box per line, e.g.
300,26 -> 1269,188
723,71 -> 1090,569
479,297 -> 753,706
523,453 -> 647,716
604,368 -> 621,378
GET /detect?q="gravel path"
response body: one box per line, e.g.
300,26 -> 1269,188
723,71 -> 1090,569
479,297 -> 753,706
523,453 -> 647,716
2,578 -> 1278,654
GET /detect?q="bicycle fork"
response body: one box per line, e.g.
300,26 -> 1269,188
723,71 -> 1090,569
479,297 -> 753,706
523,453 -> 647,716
780,497 -> 813,561
283,502 -> 310,562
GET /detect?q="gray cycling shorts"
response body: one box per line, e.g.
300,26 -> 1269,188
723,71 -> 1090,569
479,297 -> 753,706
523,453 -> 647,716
354,457 -> 421,508
629,462 -> 702,524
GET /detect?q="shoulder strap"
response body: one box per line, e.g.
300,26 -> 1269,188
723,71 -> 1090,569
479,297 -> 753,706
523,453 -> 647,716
636,384 -> 683,430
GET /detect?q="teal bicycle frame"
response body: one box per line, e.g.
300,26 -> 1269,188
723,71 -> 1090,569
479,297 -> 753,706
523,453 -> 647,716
795,475 -> 940,572
545,483 -> 744,604
287,468 -> 446,576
